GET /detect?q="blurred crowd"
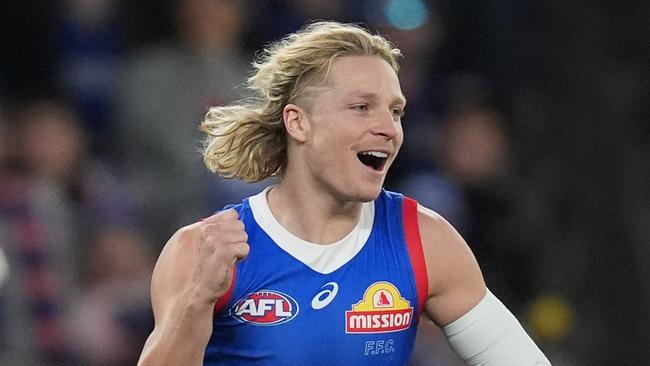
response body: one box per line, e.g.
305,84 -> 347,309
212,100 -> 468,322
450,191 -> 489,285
0,0 -> 648,365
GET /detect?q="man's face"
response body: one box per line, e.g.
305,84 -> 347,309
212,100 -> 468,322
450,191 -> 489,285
297,56 -> 406,202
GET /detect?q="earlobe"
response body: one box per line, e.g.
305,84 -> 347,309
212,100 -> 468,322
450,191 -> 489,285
283,104 -> 308,143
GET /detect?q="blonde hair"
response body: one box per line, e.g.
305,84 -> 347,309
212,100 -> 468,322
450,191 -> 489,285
201,21 -> 402,182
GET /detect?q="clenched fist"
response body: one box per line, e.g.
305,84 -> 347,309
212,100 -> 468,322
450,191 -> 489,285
190,209 -> 250,304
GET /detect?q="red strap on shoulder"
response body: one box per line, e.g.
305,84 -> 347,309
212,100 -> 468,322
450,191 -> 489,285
214,266 -> 236,314
402,196 -> 429,316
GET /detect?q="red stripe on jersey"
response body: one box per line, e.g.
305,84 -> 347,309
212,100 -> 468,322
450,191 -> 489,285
214,267 -> 237,314
402,197 -> 429,316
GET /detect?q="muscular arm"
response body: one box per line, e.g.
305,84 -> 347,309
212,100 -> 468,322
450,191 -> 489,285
417,205 -> 486,326
138,210 -> 249,366
417,205 -> 550,365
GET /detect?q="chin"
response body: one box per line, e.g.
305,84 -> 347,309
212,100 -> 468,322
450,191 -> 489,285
324,174 -> 385,203
347,184 -> 383,202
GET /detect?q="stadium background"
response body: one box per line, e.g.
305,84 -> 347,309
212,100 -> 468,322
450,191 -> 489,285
0,0 -> 648,365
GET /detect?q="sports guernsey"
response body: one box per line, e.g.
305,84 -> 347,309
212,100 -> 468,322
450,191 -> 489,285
204,187 -> 429,365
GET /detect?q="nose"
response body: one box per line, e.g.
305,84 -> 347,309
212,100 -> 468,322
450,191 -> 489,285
371,109 -> 400,139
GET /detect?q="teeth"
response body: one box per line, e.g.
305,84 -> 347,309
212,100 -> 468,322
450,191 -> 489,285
360,151 -> 388,158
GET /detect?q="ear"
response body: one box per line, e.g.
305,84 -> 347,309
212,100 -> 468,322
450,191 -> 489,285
283,103 -> 309,143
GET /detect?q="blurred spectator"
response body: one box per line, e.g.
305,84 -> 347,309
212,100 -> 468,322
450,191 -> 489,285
57,0 -> 124,152
440,102 -> 511,184
439,98 -> 537,312
114,0 -> 267,244
67,226 -> 155,366
0,98 -> 140,365
17,99 -> 139,228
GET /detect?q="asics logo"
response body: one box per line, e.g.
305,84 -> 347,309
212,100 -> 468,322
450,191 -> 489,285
311,282 -> 339,310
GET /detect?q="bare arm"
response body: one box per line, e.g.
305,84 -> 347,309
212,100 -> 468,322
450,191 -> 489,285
138,209 -> 249,366
417,205 -> 550,365
417,205 -> 486,326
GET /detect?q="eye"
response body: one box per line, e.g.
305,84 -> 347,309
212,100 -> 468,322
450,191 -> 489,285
352,104 -> 369,112
391,108 -> 405,119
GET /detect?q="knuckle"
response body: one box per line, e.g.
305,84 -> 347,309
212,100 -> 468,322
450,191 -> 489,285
211,220 -> 245,234
175,223 -> 197,242
234,243 -> 250,260
202,208 -> 237,224
204,221 -> 227,234
223,231 -> 245,244
219,208 -> 238,219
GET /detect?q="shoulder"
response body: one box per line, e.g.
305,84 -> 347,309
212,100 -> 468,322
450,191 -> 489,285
394,192 -> 455,242
414,204 -> 474,285
415,204 -> 457,245
413,202 -> 487,326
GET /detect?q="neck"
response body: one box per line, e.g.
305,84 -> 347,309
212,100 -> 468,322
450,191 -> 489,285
266,175 -> 363,245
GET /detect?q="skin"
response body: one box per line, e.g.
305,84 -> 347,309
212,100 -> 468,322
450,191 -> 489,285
138,55 -> 486,365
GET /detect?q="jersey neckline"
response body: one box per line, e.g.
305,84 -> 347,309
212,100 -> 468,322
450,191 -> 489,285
247,186 -> 375,274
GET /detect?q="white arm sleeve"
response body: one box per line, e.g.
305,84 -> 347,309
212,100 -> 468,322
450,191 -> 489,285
442,289 -> 551,366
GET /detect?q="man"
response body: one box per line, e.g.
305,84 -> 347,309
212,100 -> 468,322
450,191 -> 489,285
138,22 -> 551,365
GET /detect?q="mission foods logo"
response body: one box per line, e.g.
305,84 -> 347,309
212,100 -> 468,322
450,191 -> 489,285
345,282 -> 413,333
231,290 -> 299,326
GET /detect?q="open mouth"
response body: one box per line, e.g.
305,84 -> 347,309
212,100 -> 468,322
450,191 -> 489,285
357,151 -> 389,171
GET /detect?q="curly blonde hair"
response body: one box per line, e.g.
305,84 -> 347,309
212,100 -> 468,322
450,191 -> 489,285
200,21 -> 401,182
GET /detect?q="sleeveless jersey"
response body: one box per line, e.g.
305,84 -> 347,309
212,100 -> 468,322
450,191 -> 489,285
204,188 -> 428,365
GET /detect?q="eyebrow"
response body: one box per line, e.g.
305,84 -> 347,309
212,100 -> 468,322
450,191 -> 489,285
346,91 -> 407,106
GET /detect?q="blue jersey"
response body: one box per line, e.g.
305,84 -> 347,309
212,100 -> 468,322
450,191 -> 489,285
204,188 -> 428,365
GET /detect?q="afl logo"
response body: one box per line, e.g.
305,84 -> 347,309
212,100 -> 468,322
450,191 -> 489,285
230,290 -> 299,326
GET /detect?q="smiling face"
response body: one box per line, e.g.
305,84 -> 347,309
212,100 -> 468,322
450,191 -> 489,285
284,56 -> 406,202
